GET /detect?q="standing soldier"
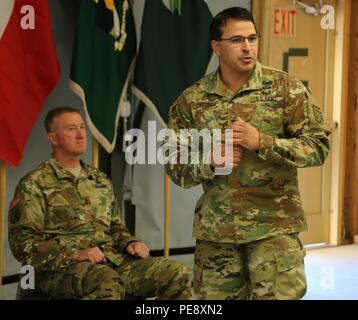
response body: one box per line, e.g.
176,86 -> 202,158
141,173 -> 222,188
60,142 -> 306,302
165,7 -> 331,300
9,106 -> 192,300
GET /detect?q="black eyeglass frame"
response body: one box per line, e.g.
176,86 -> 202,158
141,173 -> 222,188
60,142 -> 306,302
218,34 -> 260,44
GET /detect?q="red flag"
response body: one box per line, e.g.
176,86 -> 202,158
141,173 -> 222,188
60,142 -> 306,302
0,0 -> 60,167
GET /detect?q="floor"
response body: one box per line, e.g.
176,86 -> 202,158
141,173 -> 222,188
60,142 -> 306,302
302,244 -> 358,300
2,245 -> 358,300
172,244 -> 358,300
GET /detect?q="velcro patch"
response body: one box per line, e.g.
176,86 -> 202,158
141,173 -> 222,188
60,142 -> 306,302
191,102 -> 217,109
312,106 -> 325,124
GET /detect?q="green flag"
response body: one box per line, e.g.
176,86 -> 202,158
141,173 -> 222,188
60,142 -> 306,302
70,0 -> 136,152
132,0 -> 213,126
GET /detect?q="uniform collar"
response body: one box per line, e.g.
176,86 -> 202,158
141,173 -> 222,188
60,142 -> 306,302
241,61 -> 263,92
48,157 -> 96,180
200,61 -> 263,98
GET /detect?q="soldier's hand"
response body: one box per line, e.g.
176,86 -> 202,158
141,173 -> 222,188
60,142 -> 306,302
230,117 -> 260,151
72,247 -> 106,263
211,142 -> 242,168
126,241 -> 150,259
211,143 -> 243,169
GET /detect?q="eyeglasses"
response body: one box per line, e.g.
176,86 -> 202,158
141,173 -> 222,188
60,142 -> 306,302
218,34 -> 259,46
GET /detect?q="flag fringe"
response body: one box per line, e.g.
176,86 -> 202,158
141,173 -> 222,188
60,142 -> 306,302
132,86 -> 167,129
69,58 -> 136,153
132,52 -> 215,129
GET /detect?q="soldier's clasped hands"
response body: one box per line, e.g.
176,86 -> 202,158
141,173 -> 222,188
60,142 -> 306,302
126,241 -> 150,259
72,247 -> 106,263
230,117 -> 260,151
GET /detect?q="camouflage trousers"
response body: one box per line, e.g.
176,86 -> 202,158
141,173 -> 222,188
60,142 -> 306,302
38,256 -> 192,300
194,233 -> 307,300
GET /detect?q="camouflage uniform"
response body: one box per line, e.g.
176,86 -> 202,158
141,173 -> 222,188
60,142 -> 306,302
9,158 -> 191,300
165,62 -> 331,300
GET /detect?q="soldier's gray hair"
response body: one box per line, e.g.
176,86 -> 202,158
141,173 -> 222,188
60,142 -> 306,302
45,106 -> 82,132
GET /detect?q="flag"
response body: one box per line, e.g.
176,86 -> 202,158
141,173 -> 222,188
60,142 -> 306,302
70,0 -> 136,153
0,0 -> 60,167
132,0 -> 213,127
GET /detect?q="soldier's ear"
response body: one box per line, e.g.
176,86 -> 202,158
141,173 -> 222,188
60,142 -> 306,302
211,40 -> 221,56
47,132 -> 58,146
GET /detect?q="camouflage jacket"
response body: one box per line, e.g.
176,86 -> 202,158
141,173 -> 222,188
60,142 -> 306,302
8,158 -> 139,273
165,62 -> 331,244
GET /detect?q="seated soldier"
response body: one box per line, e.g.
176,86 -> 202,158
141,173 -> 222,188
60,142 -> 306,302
8,106 -> 192,300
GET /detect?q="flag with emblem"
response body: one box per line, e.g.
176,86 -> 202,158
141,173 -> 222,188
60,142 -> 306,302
69,0 -> 136,152
132,0 -> 213,126
0,0 -> 60,167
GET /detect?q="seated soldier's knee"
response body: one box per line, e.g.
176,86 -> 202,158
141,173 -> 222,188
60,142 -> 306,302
161,260 -> 192,299
82,264 -> 125,300
172,261 -> 192,281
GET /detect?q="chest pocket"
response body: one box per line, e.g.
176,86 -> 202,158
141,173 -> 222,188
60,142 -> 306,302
191,102 -> 229,130
46,188 -> 84,230
229,102 -> 260,128
82,183 -> 112,227
257,101 -> 284,136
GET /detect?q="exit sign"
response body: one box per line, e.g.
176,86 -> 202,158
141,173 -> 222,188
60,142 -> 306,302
274,8 -> 297,36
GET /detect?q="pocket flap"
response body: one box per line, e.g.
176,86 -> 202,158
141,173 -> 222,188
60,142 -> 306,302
275,245 -> 305,273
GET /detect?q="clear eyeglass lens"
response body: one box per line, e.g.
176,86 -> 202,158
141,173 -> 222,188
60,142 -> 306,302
229,35 -> 258,45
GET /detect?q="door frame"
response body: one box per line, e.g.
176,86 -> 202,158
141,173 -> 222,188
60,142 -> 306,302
329,0 -> 351,245
252,0 -> 351,245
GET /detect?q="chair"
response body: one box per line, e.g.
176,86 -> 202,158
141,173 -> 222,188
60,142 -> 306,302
16,280 -> 142,300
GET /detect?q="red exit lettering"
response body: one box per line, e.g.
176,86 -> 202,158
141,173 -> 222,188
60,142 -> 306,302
274,8 -> 297,36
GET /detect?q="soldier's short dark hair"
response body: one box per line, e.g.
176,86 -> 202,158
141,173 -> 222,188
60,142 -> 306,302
210,7 -> 258,41
45,106 -> 82,132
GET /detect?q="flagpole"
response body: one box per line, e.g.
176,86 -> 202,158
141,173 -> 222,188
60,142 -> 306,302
92,138 -> 99,169
164,174 -> 170,258
0,161 -> 6,296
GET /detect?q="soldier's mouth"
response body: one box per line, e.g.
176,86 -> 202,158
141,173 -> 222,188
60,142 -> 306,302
241,56 -> 253,63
